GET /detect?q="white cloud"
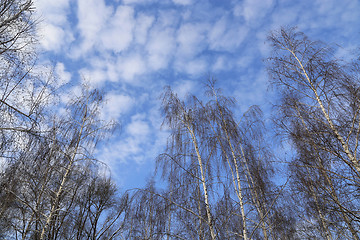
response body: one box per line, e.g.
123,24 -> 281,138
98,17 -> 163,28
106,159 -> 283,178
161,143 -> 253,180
176,58 -> 207,76
79,68 -> 107,88
212,55 -> 233,72
34,0 -> 70,25
177,23 -> 209,59
146,27 -> 176,70
100,5 -> 135,52
157,9 -> 181,28
270,5 -> 297,28
173,80 -> 196,99
79,51 -> 148,86
235,0 -> 274,25
34,0 -> 73,52
134,13 -> 155,45
172,0 -> 193,5
117,53 -> 146,82
123,0 -> 146,3
123,0 -> 159,4
208,17 -> 248,51
308,0 -> 360,34
99,114 -> 152,164
105,61 -> 120,82
127,115 -> 150,136
101,93 -> 134,121
79,54 -> 117,85
77,0 -> 112,55
38,24 -> 69,52
55,62 -> 71,86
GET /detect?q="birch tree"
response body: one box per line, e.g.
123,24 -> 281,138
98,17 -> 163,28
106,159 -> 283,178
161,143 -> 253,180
0,88 -> 127,239
268,27 -> 360,239
0,0 -> 55,237
156,81 -> 281,239
0,1 -> 130,239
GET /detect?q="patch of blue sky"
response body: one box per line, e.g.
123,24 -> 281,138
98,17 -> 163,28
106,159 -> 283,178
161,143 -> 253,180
33,0 -> 360,187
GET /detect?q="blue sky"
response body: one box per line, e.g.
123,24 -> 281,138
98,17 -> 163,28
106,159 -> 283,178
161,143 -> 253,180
33,0 -> 360,188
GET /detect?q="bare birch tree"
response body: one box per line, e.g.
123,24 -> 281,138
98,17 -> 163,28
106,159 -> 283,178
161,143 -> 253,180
268,27 -> 360,239
0,88 -> 129,240
156,80 -> 281,239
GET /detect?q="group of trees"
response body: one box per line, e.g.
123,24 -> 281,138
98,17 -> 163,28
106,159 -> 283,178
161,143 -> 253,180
0,1 -> 127,239
1,0 -> 360,239
268,29 -> 360,239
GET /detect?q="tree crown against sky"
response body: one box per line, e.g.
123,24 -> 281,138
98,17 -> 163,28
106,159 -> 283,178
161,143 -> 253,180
2,0 -> 360,239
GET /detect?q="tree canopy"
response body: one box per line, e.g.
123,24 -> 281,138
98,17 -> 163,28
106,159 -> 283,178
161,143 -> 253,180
1,1 -> 360,239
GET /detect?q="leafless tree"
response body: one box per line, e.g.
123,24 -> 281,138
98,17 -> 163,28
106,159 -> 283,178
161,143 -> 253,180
0,0 -> 43,126
155,80 -> 281,239
0,1 -> 131,239
0,88 -> 129,240
268,27 -> 360,239
0,0 -> 53,169
0,1 -> 55,237
70,172 -> 129,240
123,181 -> 171,240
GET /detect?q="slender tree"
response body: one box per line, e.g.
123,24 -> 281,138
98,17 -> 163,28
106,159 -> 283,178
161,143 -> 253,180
268,27 -> 360,239
0,1 -> 55,237
155,80 -> 281,239
0,88 -> 129,240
